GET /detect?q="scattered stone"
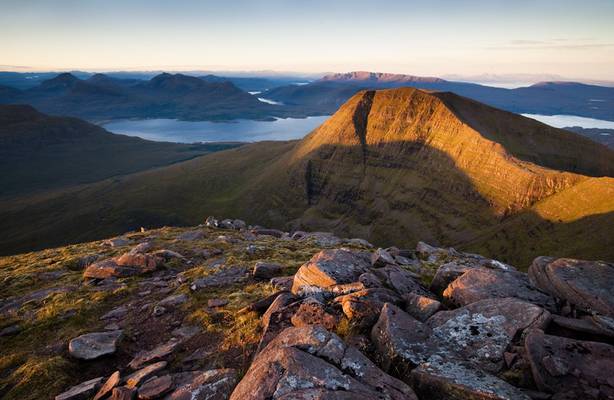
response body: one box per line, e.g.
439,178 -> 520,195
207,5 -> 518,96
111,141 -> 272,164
93,371 -> 120,400
290,297 -> 339,330
128,340 -> 180,369
55,377 -> 104,400
253,262 -> 282,280
403,292 -> 442,321
125,361 -> 167,388
176,230 -> 205,241
371,248 -> 396,267
430,261 -> 476,296
151,249 -> 185,261
550,314 -> 614,339
258,293 -> 300,352
39,270 -> 67,281
427,298 -> 550,372
83,259 -> 138,279
68,330 -> 123,360
171,324 -> 201,340
239,291 -> 290,315
525,329 -> 614,398
208,298 -> 228,308
0,324 -> 21,336
129,242 -> 153,254
137,375 -> 173,399
358,272 -> 383,288
269,275 -> 294,291
101,305 -> 128,320
291,249 -> 371,295
443,268 -> 554,309
205,216 -> 218,227
529,256 -> 614,317
152,305 -> 166,317
102,237 -> 130,248
157,294 -> 188,308
252,228 -> 284,238
166,369 -> 237,400
230,325 -> 417,400
294,231 -> 343,247
347,237 -> 374,247
104,323 -> 120,331
190,266 -> 248,291
115,252 -> 160,272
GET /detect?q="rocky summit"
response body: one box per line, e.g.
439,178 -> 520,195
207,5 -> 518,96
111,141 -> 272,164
1,218 -> 613,400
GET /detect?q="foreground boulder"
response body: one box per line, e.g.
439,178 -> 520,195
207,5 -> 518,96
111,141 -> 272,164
410,355 -> 531,400
428,297 -> 550,372
165,369 -> 237,400
83,259 -> 138,279
335,287 -> 402,328
443,267 -> 554,309
524,329 -> 614,399
292,249 -> 371,295
371,303 -> 532,400
68,330 -> 123,360
231,325 -> 417,400
529,256 -> 614,317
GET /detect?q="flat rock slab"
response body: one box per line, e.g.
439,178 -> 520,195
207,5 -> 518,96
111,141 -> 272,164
128,340 -> 180,369
138,375 -> 173,399
525,329 -> 614,399
529,257 -> 614,317
403,293 -> 442,322
166,369 -> 237,400
443,268 -> 554,309
55,377 -> 104,400
231,325 -> 417,400
373,265 -> 431,298
410,355 -> 531,400
69,330 -> 123,360
253,262 -> 283,280
93,371 -> 120,400
125,361 -> 167,388
428,298 -> 550,372
291,249 -> 371,295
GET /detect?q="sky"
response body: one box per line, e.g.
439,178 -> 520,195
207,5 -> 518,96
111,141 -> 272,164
1,0 -> 614,80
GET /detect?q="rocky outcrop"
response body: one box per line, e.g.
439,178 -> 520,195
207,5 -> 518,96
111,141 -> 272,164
443,267 -> 554,309
230,325 -> 418,400
529,256 -> 614,317
291,249 -> 371,295
525,329 -> 614,399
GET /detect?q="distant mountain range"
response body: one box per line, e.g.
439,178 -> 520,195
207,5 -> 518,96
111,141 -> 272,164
0,104 -> 241,198
1,71 -> 613,128
2,88 -> 612,265
263,71 -> 614,122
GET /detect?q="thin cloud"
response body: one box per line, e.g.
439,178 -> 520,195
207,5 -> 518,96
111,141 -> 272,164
487,38 -> 614,50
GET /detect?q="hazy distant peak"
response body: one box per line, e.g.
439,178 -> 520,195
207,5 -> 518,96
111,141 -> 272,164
40,72 -> 80,89
320,71 -> 446,83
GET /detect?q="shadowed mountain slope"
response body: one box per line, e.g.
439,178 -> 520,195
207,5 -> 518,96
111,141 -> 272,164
1,88 -> 612,265
0,105 -> 241,198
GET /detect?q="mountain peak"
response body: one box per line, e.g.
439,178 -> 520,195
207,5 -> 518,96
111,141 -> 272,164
320,71 -> 446,83
38,72 -> 80,90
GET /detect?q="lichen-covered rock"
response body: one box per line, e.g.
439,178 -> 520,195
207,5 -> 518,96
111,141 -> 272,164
524,329 -> 614,399
371,303 -> 436,374
68,330 -> 123,360
403,293 -> 442,321
292,249 -> 371,295
443,268 -> 554,309
410,355 -> 531,400
165,369 -> 237,400
529,256 -> 614,317
335,288 -> 402,328
427,298 -> 550,372
230,325 -> 417,400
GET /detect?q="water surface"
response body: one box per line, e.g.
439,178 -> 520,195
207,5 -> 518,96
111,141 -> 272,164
103,116 -> 329,143
521,114 -> 614,129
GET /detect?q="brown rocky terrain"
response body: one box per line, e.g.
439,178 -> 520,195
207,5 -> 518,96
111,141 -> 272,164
2,218 -> 613,400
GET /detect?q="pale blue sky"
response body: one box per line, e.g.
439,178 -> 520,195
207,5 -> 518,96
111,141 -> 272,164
1,0 -> 613,79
